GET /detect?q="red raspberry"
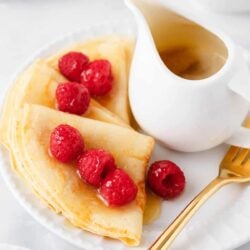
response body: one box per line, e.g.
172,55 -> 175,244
58,52 -> 89,82
99,168 -> 138,206
147,160 -> 185,199
77,149 -> 116,187
80,59 -> 113,96
50,124 -> 84,163
56,82 -> 90,115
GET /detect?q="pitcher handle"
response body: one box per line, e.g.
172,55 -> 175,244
226,48 -> 250,147
227,47 -> 250,102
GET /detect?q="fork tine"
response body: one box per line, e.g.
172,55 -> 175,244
233,148 -> 250,165
223,146 -> 240,162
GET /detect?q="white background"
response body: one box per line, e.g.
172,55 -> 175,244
0,0 -> 250,249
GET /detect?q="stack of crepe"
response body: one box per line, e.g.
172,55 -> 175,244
0,37 -> 154,246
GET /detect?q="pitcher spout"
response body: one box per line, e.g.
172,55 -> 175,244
124,0 -> 159,57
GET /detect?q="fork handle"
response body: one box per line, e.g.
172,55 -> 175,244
150,177 -> 229,250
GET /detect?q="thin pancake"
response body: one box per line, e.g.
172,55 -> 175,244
46,36 -> 134,124
11,104 -> 154,245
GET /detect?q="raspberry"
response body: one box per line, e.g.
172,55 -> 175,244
77,149 -> 116,187
80,59 -> 113,96
58,52 -> 89,82
147,160 -> 185,199
56,82 -> 90,115
50,124 -> 84,163
99,168 -> 138,206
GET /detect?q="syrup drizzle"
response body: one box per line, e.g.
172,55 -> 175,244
143,189 -> 162,225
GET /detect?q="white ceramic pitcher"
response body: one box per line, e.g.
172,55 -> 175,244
125,0 -> 250,152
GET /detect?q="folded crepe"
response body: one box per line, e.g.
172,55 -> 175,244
8,104 -> 154,246
0,59 -> 129,147
0,36 -> 156,246
46,36 -> 134,124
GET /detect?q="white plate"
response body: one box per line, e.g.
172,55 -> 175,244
1,20 -> 250,250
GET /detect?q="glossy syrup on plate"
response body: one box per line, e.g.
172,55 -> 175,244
143,189 -> 162,225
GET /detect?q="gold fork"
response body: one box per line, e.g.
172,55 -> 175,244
150,145 -> 250,250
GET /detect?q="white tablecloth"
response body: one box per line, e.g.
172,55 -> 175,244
0,0 -> 250,249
